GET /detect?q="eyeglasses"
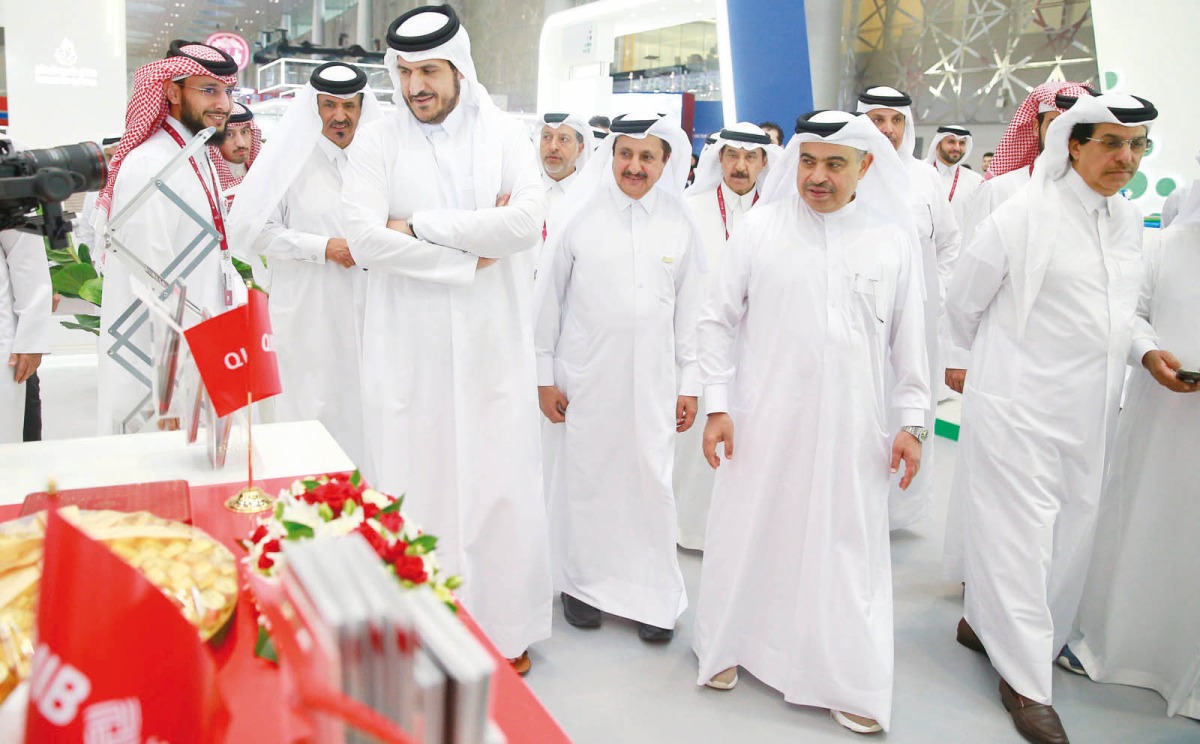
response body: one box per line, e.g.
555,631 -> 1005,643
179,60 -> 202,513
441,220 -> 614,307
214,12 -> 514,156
179,84 -> 237,98
1083,136 -> 1153,155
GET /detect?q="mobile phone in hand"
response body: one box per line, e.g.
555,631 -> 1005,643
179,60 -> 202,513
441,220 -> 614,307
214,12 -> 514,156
1175,369 -> 1200,384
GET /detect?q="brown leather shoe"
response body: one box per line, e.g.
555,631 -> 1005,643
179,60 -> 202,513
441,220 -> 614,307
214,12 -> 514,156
999,679 -> 1069,744
508,650 -> 531,676
956,617 -> 987,655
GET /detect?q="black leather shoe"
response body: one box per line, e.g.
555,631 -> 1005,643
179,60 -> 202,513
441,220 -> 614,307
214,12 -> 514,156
561,592 -> 601,628
637,623 -> 674,642
957,617 -> 987,655
999,678 -> 1070,744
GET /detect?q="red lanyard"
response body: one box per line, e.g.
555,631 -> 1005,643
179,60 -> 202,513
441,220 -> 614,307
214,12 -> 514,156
717,187 -> 759,240
161,122 -> 230,255
947,166 -> 961,202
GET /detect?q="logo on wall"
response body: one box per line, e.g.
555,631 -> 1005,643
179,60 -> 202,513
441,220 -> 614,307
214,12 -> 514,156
35,38 -> 98,88
205,32 -> 252,72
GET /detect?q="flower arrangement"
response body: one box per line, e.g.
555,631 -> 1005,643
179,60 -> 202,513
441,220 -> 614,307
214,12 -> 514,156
244,472 -> 461,610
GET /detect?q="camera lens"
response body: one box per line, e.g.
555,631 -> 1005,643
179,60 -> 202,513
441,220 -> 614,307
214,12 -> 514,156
22,142 -> 108,196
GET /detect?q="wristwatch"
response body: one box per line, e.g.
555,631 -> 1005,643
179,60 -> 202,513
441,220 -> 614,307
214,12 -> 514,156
902,425 -> 929,443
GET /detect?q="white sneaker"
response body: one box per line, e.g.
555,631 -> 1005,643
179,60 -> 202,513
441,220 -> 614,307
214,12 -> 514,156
831,709 -> 882,734
704,667 -> 739,690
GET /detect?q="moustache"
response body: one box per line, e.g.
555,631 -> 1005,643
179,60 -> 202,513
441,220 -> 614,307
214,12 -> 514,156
731,170 -> 750,179
621,170 -> 646,179
804,180 -> 834,191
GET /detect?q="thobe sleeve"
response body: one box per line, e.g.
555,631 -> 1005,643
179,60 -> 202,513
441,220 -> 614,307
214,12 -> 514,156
946,213 -> 1008,351
409,129 -> 544,258
928,168 -> 962,306
887,234 -> 931,427
2,230 -> 53,354
256,197 -> 328,264
532,230 -> 575,387
674,225 -> 703,396
1128,231 -> 1161,365
697,227 -> 751,415
341,126 -> 478,285
958,179 -> 994,261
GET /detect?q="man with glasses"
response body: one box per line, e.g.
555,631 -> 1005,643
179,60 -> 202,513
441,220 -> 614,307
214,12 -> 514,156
93,40 -> 243,433
946,92 -> 1157,744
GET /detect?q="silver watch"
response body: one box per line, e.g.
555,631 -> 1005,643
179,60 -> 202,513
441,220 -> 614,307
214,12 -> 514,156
902,425 -> 929,443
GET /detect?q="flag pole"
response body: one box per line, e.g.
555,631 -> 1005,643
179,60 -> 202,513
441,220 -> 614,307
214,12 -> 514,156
226,289 -> 273,514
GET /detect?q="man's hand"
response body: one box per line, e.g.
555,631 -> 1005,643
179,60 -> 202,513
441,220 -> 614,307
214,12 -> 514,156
890,430 -> 922,490
495,193 -> 511,207
52,293 -> 62,313
676,395 -> 698,433
477,257 -> 497,270
385,218 -> 416,237
538,385 -> 569,423
702,413 -> 734,469
9,353 -> 42,384
324,238 -> 356,268
1142,349 -> 1200,393
945,368 -> 967,394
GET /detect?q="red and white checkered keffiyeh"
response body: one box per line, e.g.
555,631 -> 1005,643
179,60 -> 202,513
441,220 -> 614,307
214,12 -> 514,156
985,81 -> 1093,180
95,45 -> 238,222
210,119 -> 262,194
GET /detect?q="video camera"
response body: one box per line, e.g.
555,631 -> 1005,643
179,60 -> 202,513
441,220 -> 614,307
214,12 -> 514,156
0,139 -> 107,249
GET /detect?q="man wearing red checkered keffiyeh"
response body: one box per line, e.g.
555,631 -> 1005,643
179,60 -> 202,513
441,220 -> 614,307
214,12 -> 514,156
95,40 -> 247,435
212,102 -> 262,204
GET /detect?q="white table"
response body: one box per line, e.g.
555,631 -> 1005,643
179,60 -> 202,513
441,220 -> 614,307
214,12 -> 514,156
0,420 -> 354,506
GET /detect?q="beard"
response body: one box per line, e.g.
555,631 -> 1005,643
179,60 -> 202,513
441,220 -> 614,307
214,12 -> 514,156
939,147 -> 963,165
404,76 -> 462,125
179,100 -> 227,145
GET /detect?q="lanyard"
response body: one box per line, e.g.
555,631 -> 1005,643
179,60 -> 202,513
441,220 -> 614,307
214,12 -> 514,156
161,122 -> 230,256
717,187 -> 758,240
947,166 -> 962,203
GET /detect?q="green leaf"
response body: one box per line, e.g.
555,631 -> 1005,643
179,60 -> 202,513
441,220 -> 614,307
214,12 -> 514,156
254,625 -> 279,663
77,243 -> 91,266
409,534 -> 438,554
301,479 -> 321,492
378,496 -> 404,516
77,277 -> 103,306
51,262 -> 98,297
350,470 -> 362,487
317,503 -> 335,521
281,520 -> 314,540
46,248 -> 76,265
71,314 -> 100,329
59,320 -> 100,335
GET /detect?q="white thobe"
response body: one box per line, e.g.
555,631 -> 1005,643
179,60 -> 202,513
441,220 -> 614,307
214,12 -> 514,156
99,117 -> 243,434
674,181 -> 758,549
943,165 -> 1033,580
887,158 -> 959,529
535,181 -> 702,629
693,197 -> 928,731
255,137 -> 367,468
537,170 -> 578,271
1160,183 -> 1190,227
0,230 -> 52,443
934,160 -> 984,227
949,167 -> 1144,704
342,102 -> 552,658
1072,222 -> 1200,719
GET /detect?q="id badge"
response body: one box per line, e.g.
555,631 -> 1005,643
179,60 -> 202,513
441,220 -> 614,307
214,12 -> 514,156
220,252 -> 239,308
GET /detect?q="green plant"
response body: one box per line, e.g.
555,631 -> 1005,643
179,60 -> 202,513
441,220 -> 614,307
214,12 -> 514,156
45,239 -> 102,336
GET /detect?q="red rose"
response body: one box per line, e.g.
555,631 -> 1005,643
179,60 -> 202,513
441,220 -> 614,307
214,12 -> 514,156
262,539 -> 282,555
356,522 -> 389,557
377,511 -> 404,534
383,541 -> 408,564
250,524 -> 270,543
362,502 -> 381,520
257,552 -> 275,570
394,555 -> 427,584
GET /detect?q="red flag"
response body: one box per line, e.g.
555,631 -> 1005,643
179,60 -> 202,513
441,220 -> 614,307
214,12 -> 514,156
25,510 -> 227,743
184,289 -> 281,418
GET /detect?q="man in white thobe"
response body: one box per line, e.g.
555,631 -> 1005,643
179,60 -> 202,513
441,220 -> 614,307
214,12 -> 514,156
535,113 -> 702,642
857,86 -> 959,530
693,110 -> 928,735
340,5 -> 551,674
212,102 -> 261,211
675,122 -> 773,550
0,228 -> 52,444
228,62 -> 382,469
948,93 -> 1158,744
95,41 -> 244,434
942,81 -> 1096,581
538,112 -> 591,226
1068,180 -> 1200,719
924,125 -> 983,228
